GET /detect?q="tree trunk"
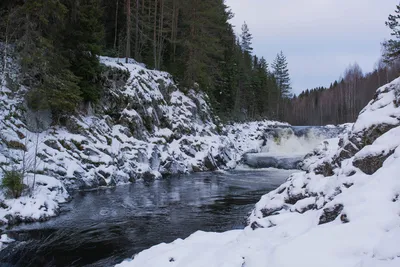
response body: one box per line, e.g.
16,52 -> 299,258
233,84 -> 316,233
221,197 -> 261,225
153,0 -> 158,68
157,0 -> 164,69
134,0 -> 139,59
126,0 -> 131,63
114,0 -> 119,50
31,131 -> 40,197
2,14 -> 9,87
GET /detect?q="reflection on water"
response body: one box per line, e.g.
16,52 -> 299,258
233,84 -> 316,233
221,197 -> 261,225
0,169 -> 294,267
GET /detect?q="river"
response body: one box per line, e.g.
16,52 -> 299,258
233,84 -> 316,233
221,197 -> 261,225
0,168 -> 294,267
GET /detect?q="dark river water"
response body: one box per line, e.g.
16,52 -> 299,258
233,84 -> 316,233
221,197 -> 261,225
0,169 -> 294,267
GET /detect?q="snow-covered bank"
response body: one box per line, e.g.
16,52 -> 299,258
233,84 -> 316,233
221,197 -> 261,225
115,78 -> 400,267
0,234 -> 13,251
0,174 -> 68,225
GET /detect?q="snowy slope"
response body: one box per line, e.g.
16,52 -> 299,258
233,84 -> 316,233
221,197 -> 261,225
0,54 -> 289,225
116,78 -> 400,267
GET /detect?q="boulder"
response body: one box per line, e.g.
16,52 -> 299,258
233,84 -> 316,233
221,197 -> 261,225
353,150 -> 395,175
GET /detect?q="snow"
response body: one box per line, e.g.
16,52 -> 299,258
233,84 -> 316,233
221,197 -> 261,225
353,77 -> 400,133
0,234 -> 14,251
115,77 -> 400,267
0,174 -> 68,225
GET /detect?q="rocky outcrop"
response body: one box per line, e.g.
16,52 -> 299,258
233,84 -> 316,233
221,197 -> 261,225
248,77 -> 400,230
1,55 -> 289,196
353,150 -> 394,175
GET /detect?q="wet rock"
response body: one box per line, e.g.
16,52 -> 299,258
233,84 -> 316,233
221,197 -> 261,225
204,154 -> 218,171
319,204 -> 344,225
243,153 -> 302,170
98,177 -> 108,187
191,165 -> 202,172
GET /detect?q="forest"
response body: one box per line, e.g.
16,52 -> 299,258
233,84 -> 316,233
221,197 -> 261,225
1,0 -> 399,125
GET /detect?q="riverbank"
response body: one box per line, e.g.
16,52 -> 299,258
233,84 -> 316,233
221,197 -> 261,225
115,78 -> 400,267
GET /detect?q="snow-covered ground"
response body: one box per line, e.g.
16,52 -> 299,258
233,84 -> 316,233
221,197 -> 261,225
115,79 -> 400,266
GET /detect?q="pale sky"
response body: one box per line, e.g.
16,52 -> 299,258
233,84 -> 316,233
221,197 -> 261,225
226,0 -> 398,94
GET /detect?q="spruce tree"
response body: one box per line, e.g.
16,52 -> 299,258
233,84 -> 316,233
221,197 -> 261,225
383,4 -> 400,62
62,0 -> 104,103
272,51 -> 292,98
16,0 -> 82,119
240,22 -> 253,53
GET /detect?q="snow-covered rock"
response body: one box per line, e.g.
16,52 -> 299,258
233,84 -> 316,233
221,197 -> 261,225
115,78 -> 400,267
0,234 -> 14,251
0,53 -> 288,224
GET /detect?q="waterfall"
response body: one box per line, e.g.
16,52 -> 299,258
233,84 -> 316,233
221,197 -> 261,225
243,126 -> 344,169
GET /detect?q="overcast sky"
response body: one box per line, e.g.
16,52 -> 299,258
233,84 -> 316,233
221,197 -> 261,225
226,0 -> 398,94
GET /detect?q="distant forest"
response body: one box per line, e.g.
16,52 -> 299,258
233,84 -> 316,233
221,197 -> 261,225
283,59 -> 400,125
1,0 -> 400,125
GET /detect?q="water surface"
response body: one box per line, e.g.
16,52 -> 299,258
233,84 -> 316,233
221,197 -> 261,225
0,169 -> 294,267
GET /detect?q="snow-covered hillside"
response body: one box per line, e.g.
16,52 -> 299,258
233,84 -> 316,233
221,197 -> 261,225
115,78 -> 400,267
0,55 -> 288,225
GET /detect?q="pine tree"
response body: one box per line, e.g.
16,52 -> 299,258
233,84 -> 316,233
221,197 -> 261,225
272,51 -> 291,119
62,0 -> 104,103
16,0 -> 82,119
240,22 -> 253,53
383,4 -> 400,62
272,51 -> 292,98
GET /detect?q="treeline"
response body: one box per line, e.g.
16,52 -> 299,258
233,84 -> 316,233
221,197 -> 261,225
0,0 -> 293,123
283,60 -> 400,125
1,0 -> 104,121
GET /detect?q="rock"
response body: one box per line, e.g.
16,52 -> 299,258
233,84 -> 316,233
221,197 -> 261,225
44,140 -> 61,151
98,170 -> 111,179
353,150 -> 394,175
243,153 -> 302,170
204,154 -> 218,171
98,177 -> 108,187
261,206 -> 285,217
192,165 -> 202,172
65,117 -> 87,136
319,204 -> 344,225
84,148 -> 99,156
140,171 -> 158,182
285,193 -> 307,205
362,124 -> 398,146
314,161 -> 334,177
250,221 -> 264,230
340,213 -> 349,223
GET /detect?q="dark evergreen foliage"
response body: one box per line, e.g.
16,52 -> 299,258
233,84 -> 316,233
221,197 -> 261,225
383,4 -> 400,62
1,1 -> 397,125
